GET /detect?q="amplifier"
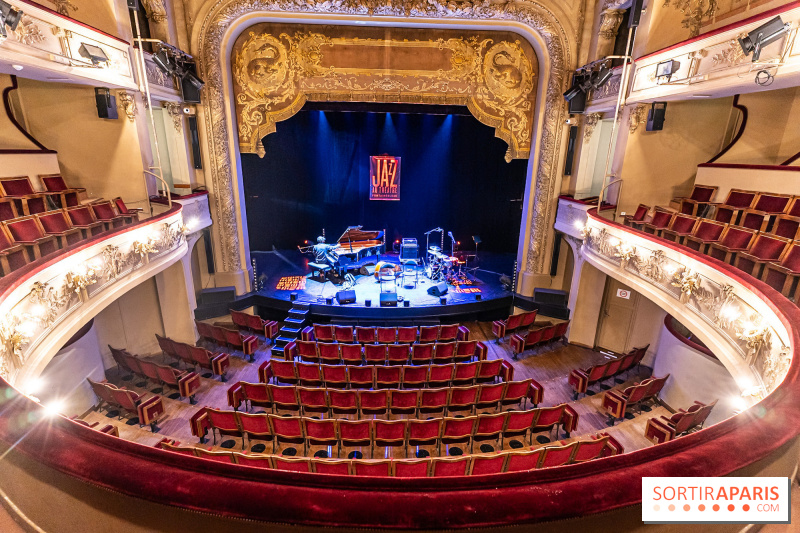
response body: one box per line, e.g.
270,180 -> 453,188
380,293 -> 398,307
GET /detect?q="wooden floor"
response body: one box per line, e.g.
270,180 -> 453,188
79,317 -> 670,460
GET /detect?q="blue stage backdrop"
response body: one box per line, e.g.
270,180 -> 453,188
241,108 -> 528,253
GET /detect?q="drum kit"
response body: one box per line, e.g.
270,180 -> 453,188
422,227 -> 467,283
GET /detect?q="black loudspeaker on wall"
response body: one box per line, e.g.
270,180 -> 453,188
380,293 -> 398,307
646,102 -> 667,131
336,290 -> 356,305
427,282 -> 448,297
181,64 -> 202,103
188,116 -> 203,170
567,87 -> 586,114
628,0 -> 645,27
94,88 -> 118,120
563,126 -> 578,176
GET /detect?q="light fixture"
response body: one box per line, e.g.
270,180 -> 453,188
591,66 -> 613,89
42,399 -> 65,417
655,59 -> 680,82
24,377 -> 44,396
11,64 -> 22,71
738,16 -> 790,62
180,68 -> 205,91
78,43 -> 109,65
152,49 -> 175,75
0,0 -> 22,39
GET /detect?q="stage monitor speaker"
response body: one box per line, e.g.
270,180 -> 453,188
326,297 -> 333,305
380,293 -> 398,307
628,0 -> 645,27
427,282 -> 448,296
564,125 -> 578,175
336,290 -> 356,305
403,300 -> 410,307
646,102 -> 667,131
365,299 -> 371,307
533,288 -> 568,307
94,88 -> 118,120
188,116 -> 202,169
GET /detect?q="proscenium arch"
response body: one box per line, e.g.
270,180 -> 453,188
191,1 -> 575,289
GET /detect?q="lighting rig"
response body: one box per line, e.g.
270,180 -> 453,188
149,41 -> 205,93
0,0 -> 22,40
562,59 -> 615,110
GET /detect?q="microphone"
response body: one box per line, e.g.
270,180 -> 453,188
448,231 -> 454,240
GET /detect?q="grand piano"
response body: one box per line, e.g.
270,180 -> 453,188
334,226 -> 385,263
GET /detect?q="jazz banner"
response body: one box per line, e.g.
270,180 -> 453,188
369,155 -> 401,201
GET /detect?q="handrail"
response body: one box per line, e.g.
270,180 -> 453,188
598,177 -> 623,220
144,169 -> 171,209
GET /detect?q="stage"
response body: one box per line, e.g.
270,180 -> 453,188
246,250 -> 517,323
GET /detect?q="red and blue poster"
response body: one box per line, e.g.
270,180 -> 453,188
369,155 -> 401,200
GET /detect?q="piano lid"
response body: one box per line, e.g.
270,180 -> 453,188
337,225 -> 384,243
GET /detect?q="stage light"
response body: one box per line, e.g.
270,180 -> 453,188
152,50 -> 175,75
0,0 -> 22,39
591,66 -> 613,89
43,399 -> 65,417
79,43 -> 109,65
563,84 -> 584,102
738,16 -> 790,62
655,60 -> 680,82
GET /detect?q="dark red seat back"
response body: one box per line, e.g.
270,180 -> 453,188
38,212 -> 70,233
41,175 -> 69,192
721,227 -> 755,249
688,185 -> 716,202
7,218 -> 44,241
749,235 -> 788,261
1,178 -> 35,196
68,207 -> 95,225
91,202 -> 117,221
753,193 -> 790,213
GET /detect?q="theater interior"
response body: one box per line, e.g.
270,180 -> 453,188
0,0 -> 800,530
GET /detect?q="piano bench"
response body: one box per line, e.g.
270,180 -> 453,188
309,263 -> 332,279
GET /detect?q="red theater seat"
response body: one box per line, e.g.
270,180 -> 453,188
770,214 -> 800,241
623,204 -> 649,227
706,225 -> 758,264
0,226 -> 28,275
0,176 -> 52,215
673,184 -> 717,216
66,206 -> 105,238
761,242 -> 800,301
733,233 -> 790,278
709,189 -> 758,225
660,214 -> 698,244
4,216 -> 57,261
0,198 -> 19,222
645,400 -> 717,444
39,174 -> 86,208
112,197 -> 142,223
683,219 -> 727,253
334,325 -> 354,343
36,210 -> 83,247
642,207 -> 674,236
90,201 -> 127,230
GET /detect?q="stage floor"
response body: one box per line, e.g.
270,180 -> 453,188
250,250 -> 516,321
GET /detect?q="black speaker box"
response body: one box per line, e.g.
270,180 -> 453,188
533,288 -> 568,307
94,88 -> 118,120
180,64 -> 202,103
629,0 -> 645,27
646,102 -> 667,131
563,125 -> 578,176
567,89 -> 586,114
188,115 -> 203,170
197,286 -> 236,305
336,290 -> 356,305
380,293 -> 398,307
427,282 -> 448,296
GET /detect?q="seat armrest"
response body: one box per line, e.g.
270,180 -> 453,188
258,361 -> 273,383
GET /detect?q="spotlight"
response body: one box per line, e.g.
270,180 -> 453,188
78,43 -> 109,65
655,59 -> 680,82
591,66 -> 613,89
43,399 -> 65,417
152,49 -> 175,75
738,16 -> 790,62
0,0 -> 22,38
563,84 -> 584,102
181,70 -> 205,91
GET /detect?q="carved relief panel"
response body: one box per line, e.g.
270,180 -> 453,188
231,24 -> 538,162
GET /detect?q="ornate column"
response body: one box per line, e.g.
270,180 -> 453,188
597,8 -> 625,58
141,0 -> 170,42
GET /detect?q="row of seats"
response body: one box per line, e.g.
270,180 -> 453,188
87,378 -> 165,432
568,345 -> 648,397
158,433 -> 622,476
302,323 -> 469,344
284,338 -> 487,365
625,188 -> 800,302
193,321 -> 260,361
155,334 -> 231,380
229,308 -> 280,338
601,375 -> 669,423
645,400 -> 717,444
0,174 -> 89,214
108,346 -> 201,402
226,380 -> 544,417
71,417 -> 119,437
189,406 -> 579,455
261,359 -> 512,389
510,320 -> 571,358
492,310 -> 538,340
0,202 -> 139,276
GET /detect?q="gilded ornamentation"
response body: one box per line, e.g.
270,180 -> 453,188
589,70 -> 620,101
662,0 -> 717,38
641,249 -> 667,283
117,91 -> 137,122
50,0 -> 78,16
13,16 -> 45,46
145,58 -> 178,90
763,346 -> 791,392
671,268 -> 708,304
598,9 -> 625,40
141,0 -> 169,23
736,316 -> 771,362
614,243 -> 638,270
712,35 -> 748,67
28,282 -> 72,329
162,102 -> 183,132
628,103 -> 648,134
197,0 -> 571,275
0,316 -> 29,373
583,112 -> 602,142
232,28 -> 536,162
